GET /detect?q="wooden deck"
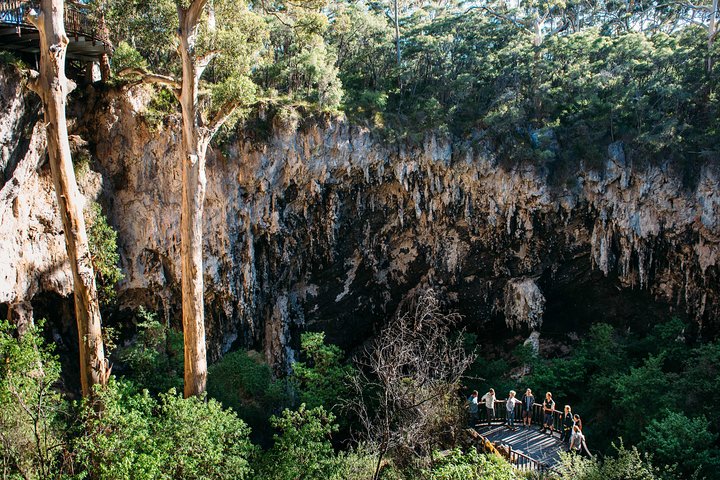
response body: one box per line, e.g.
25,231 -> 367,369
474,423 -> 568,469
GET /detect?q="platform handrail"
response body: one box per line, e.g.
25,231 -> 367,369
0,0 -> 109,45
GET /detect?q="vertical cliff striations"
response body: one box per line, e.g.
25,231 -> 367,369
1,69 -> 718,369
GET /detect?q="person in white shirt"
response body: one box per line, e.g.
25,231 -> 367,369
505,390 -> 522,431
569,425 -> 586,454
480,388 -> 496,425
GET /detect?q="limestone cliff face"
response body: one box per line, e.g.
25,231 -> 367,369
1,65 -> 718,369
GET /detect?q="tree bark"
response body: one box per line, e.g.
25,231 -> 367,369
178,1 -> 210,398
708,0 -> 718,72
27,0 -> 108,398
394,0 -> 400,67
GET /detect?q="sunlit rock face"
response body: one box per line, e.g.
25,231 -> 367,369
1,66 -> 718,370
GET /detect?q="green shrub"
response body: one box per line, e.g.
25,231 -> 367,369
207,348 -> 287,436
111,41 -> 148,73
428,448 -> 518,480
254,404 -> 338,480
556,444 -> 666,480
0,320 -> 69,479
291,331 -> 354,412
329,445 -> 381,480
118,307 -> 183,394
86,202 -> 124,308
639,411 -> 720,478
75,379 -> 255,480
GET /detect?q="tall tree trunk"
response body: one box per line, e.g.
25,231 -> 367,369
27,0 -> 108,398
708,0 -> 718,72
178,2 -> 209,398
394,0 -> 400,67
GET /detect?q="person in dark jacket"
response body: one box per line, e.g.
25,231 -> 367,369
521,388 -> 535,428
467,390 -> 479,427
540,392 -> 555,434
560,405 -> 574,442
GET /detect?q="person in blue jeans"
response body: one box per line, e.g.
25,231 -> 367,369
521,388 -> 535,428
505,390 -> 521,431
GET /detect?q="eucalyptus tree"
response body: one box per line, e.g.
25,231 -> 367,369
685,0 -> 720,71
119,0 -> 264,397
23,0 -> 109,397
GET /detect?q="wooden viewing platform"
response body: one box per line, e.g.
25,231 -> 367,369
469,401 -> 592,473
474,424 -> 566,471
0,0 -> 110,64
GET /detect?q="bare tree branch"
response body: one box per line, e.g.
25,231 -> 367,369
346,290 -> 475,479
118,67 -> 181,98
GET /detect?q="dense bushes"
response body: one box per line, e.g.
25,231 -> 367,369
0,318 -> 682,480
75,381 -> 255,480
290,332 -> 353,412
118,307 -> 184,394
428,449 -> 518,480
0,320 -> 68,479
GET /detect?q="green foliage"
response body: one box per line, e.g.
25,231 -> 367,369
428,448 -> 519,480
0,51 -> 27,69
99,0 -> 178,74
556,444 -> 665,480
0,320 -> 68,479
206,349 -> 287,434
111,41 -> 148,73
328,445 -> 381,480
256,5 -> 343,110
75,379 -> 255,480
254,404 -> 339,480
639,411 -> 720,478
610,354 -> 671,444
86,202 -> 124,308
72,147 -> 92,179
118,307 -> 183,394
142,86 -> 180,128
291,332 -> 353,411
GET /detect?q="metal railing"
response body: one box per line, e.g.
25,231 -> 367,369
508,448 -> 553,473
479,400 -> 569,432
0,0 -> 108,44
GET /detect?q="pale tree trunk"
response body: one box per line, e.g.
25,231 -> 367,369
708,0 -> 718,72
26,0 -> 108,398
393,0 -> 400,67
178,1 -> 210,398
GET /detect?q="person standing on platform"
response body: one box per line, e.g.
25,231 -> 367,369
480,388 -> 497,426
521,388 -> 535,428
505,390 -> 522,431
540,392 -> 555,434
560,405 -> 574,442
569,425 -> 586,454
467,390 -> 479,427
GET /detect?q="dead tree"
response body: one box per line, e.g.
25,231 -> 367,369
347,290 -> 475,480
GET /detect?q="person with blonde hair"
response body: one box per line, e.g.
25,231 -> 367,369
560,405 -> 573,442
505,390 -> 521,431
521,388 -> 534,428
